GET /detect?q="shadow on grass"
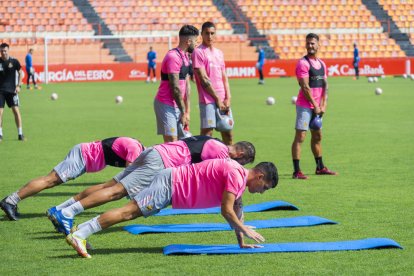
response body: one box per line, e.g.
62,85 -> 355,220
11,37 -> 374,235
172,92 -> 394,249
68,182 -> 106,187
31,234 -> 65,240
34,192 -> 77,197
49,246 -> 164,259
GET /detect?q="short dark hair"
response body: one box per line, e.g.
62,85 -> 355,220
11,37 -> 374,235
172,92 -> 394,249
201,21 -> 216,32
306,33 -> 319,41
0,43 -> 9,49
179,25 -> 199,38
233,141 -> 256,165
254,162 -> 279,189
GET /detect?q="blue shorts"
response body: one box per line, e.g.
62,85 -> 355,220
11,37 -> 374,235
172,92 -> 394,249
133,168 -> 173,217
53,144 -> 86,183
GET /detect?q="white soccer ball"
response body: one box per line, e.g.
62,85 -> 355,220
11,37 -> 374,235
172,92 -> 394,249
50,93 -> 58,100
368,77 -> 373,83
291,96 -> 297,104
373,77 -> 378,82
115,95 -> 123,104
411,74 -> 414,80
403,74 -> 407,79
375,87 -> 383,95
266,96 -> 275,105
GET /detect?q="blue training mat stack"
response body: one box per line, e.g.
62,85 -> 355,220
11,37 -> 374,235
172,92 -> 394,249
123,200 -> 402,255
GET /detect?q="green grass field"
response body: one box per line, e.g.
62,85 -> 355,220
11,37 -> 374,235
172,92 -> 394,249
0,77 -> 413,275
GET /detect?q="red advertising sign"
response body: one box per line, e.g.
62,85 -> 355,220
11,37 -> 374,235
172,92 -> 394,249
25,58 -> 413,83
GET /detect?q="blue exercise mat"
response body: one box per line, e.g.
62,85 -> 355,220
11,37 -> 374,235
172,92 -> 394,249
124,216 -> 336,235
163,238 -> 402,255
154,201 -> 298,216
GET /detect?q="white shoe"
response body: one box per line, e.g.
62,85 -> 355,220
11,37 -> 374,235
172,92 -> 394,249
66,233 -> 91,258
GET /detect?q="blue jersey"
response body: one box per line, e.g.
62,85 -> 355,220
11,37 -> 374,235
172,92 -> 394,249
147,51 -> 156,67
25,53 -> 32,71
258,49 -> 265,66
353,48 -> 360,63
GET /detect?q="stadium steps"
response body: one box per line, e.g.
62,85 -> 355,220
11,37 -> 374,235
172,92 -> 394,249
362,0 -> 414,57
212,0 -> 278,59
72,0 -> 133,62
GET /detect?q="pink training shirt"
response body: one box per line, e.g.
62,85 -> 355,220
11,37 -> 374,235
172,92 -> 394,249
295,57 -> 327,109
192,45 -> 227,104
172,159 -> 248,209
155,48 -> 189,107
81,137 -> 143,172
153,139 -> 230,169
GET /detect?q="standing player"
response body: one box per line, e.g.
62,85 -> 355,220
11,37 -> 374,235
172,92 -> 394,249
192,21 -> 233,145
291,33 -> 337,180
25,48 -> 38,89
353,43 -> 360,80
154,25 -> 199,142
146,46 -> 157,83
50,136 -> 256,235
257,45 -> 265,84
0,137 -> 144,220
66,159 -> 278,258
0,43 -> 24,142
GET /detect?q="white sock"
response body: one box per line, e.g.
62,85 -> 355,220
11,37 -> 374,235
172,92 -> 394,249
74,216 -> 102,239
18,128 -> 23,135
0,128 -> 3,136
61,201 -> 84,219
55,197 -> 76,211
5,192 -> 21,205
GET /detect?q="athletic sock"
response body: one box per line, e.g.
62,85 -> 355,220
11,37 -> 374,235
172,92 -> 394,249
18,128 -> 23,135
5,192 -> 21,205
62,201 -> 84,219
55,197 -> 76,211
74,216 -> 102,240
0,128 -> 3,136
293,159 -> 301,173
315,156 -> 325,170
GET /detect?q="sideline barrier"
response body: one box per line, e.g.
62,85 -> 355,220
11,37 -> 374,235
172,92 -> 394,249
26,57 -> 414,83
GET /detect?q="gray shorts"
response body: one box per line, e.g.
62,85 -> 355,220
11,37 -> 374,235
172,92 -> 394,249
295,106 -> 315,131
133,168 -> 173,217
115,147 -> 166,198
53,144 -> 86,183
154,99 -> 180,137
200,103 -> 234,130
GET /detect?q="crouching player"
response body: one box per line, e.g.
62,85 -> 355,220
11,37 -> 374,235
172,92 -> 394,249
0,137 -> 144,221
66,158 -> 278,258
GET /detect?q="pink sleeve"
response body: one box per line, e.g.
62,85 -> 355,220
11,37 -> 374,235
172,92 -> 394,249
200,139 -> 229,161
113,138 -> 143,163
295,59 -> 310,79
165,52 -> 182,74
192,48 -> 205,69
224,169 -> 244,196
124,143 -> 142,163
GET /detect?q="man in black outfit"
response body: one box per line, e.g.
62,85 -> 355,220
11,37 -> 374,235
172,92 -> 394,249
0,43 -> 24,141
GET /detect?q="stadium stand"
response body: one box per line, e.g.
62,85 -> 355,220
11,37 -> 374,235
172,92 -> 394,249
237,0 -> 407,59
378,0 -> 414,33
1,0 -> 413,65
0,0 -> 93,34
